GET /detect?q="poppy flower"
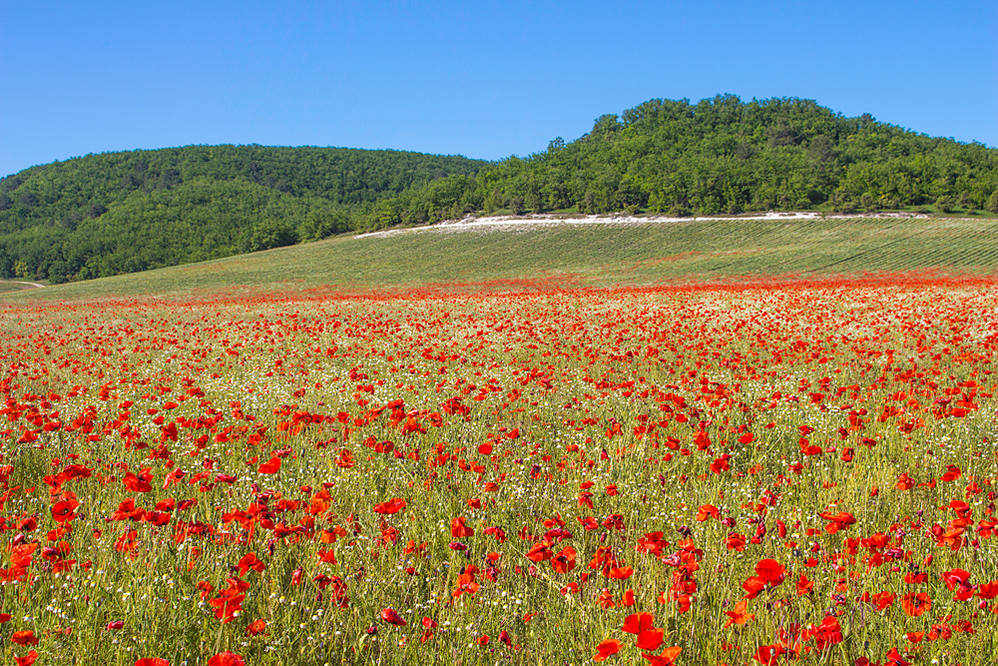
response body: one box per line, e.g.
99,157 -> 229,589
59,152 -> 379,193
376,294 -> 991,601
607,566 -> 634,580
795,573 -> 813,596
551,546 -> 576,574
941,568 -> 971,590
257,456 -> 281,474
742,576 -> 767,599
873,591 -> 897,610
885,648 -> 913,666
755,558 -> 786,585
380,607 -> 406,626
811,615 -> 843,650
642,647 -> 681,665
237,552 -> 265,576
636,627 -> 664,651
207,654 -> 244,666
724,599 -> 755,627
901,592 -> 932,617
451,516 -> 474,538
373,498 -> 406,514
135,660 -> 170,666
15,653 -> 38,666
11,631 -> 39,646
977,581 -> 998,599
52,499 -> 79,523
696,504 -> 719,521
245,619 -> 267,636
593,638 -> 622,662
622,612 -> 654,634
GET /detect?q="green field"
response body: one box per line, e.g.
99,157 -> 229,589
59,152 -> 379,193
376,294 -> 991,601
5,215 -> 998,300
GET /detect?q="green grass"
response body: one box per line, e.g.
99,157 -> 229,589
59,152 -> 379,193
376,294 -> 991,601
6,216 -> 998,300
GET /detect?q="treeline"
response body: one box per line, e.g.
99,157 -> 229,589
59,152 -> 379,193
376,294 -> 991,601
0,145 -> 484,282
364,95 -> 998,228
3,96 -> 998,283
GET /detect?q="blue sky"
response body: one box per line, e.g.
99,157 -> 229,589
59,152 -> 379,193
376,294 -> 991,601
2,1 -> 996,177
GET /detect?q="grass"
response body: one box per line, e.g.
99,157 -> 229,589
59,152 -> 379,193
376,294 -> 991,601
6,215 -> 998,301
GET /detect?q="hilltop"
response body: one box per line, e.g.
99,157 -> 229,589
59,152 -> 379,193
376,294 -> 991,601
369,95 -> 998,227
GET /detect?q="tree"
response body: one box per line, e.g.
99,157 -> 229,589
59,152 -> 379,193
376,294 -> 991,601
509,196 -> 526,216
987,188 -> 998,214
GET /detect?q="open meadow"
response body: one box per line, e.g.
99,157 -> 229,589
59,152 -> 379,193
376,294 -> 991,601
2,269 -> 997,665
4,3 -> 998,663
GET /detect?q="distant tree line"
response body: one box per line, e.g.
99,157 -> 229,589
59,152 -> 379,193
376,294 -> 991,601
2,97 -> 997,283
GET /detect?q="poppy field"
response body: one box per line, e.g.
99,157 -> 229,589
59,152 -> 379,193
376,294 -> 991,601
1,276 -> 997,665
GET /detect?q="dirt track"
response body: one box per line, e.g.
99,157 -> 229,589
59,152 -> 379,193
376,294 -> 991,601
0,280 -> 45,290
355,211 -> 932,239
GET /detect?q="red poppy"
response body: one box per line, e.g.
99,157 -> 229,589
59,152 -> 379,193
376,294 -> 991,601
451,516 -> 474,538
593,638 -> 622,662
622,612 -> 654,634
795,573 -> 813,596
901,592 -> 932,617
207,654 -> 244,666
15,652 -> 38,666
380,607 -> 406,626
811,615 -> 843,650
245,619 -> 267,636
642,647 -> 681,665
724,600 -> 755,627
257,456 -> 281,474
755,558 -> 786,585
373,498 -> 406,514
636,627 -> 664,651
237,552 -> 266,576
52,499 -> 79,523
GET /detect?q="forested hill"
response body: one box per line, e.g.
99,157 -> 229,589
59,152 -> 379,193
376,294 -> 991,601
366,95 -> 998,227
3,95 -> 998,285
0,146 -> 484,282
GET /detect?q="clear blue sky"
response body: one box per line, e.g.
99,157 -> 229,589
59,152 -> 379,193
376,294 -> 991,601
2,1 -> 996,177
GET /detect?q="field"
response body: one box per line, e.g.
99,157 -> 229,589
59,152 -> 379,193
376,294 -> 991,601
9,215 -> 998,301
2,270 -> 998,665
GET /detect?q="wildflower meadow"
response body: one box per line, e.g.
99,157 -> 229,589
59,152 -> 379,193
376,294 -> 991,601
1,275 -> 997,665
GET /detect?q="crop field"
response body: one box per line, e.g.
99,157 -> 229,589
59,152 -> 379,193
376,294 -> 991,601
0,274 -> 996,666
11,216 -> 998,302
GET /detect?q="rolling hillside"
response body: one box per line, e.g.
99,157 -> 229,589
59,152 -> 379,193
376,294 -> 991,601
2,95 -> 997,287
0,145 -> 485,282
6,214 -> 997,301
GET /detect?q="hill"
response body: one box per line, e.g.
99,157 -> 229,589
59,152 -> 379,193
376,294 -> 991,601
6,214 -> 998,301
366,95 -> 998,229
0,145 -> 484,282
3,95 -> 998,285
